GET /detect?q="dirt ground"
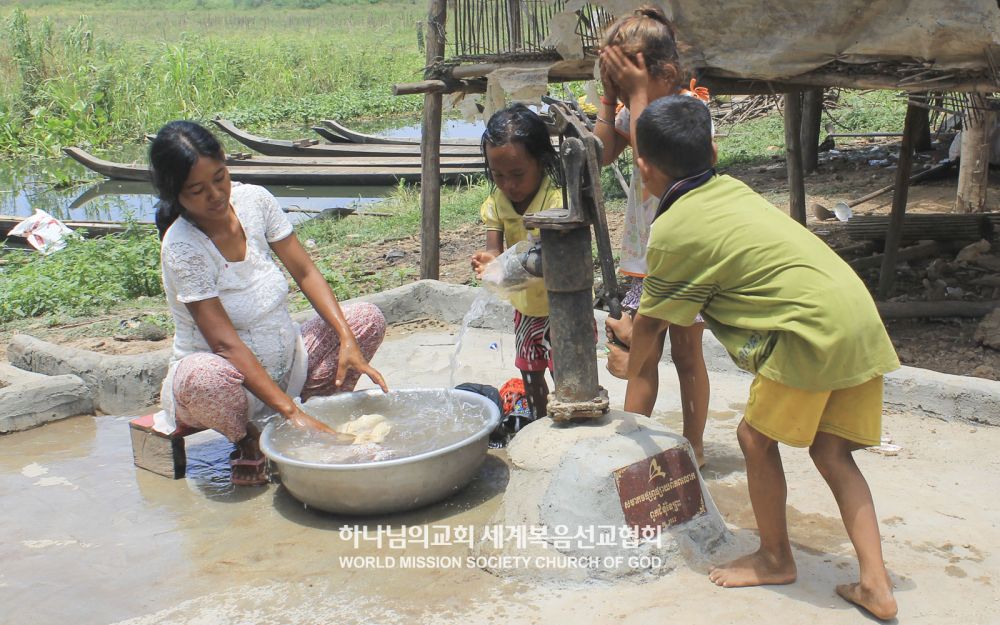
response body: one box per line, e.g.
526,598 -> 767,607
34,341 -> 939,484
3,137 -> 999,381
341,137 -> 1000,382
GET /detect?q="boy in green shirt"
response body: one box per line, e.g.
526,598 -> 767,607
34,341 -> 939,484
624,95 -> 898,620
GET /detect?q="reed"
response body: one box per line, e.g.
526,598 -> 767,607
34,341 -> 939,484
0,1 -> 426,156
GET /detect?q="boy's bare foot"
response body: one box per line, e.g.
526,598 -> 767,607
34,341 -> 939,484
690,444 -> 705,469
709,550 -> 797,587
836,582 -> 898,621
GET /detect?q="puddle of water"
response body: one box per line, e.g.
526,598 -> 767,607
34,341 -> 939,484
355,116 -> 485,141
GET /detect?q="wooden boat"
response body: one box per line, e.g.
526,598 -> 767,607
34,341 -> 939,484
224,152 -> 484,169
311,125 -> 352,144
63,147 -> 481,186
320,119 -> 480,147
212,119 -> 483,158
145,132 -> 483,167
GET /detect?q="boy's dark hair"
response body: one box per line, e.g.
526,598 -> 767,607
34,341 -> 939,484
149,120 -> 226,240
635,95 -> 713,179
480,103 -> 563,187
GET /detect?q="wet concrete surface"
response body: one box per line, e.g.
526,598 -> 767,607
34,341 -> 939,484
2,326 -> 999,624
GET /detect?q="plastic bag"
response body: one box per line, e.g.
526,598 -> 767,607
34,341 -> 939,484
480,240 -> 542,297
8,209 -> 74,254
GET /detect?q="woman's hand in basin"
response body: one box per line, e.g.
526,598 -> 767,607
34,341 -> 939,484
284,405 -> 354,442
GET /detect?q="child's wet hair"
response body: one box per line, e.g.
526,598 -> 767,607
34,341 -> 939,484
602,4 -> 683,82
481,103 -> 563,187
636,95 -> 714,179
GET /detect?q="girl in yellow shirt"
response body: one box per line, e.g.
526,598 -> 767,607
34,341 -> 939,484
471,104 -> 563,422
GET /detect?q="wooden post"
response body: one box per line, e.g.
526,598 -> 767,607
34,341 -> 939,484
784,90 -> 807,225
800,88 -> 823,173
914,100 -> 932,152
877,103 -> 922,299
420,0 -> 447,280
956,94 -> 993,214
506,0 -> 522,51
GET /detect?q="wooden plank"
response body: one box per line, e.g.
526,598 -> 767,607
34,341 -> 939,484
877,103 -> 923,299
1,215 -> 153,239
849,240 -> 945,270
877,299 -> 1000,319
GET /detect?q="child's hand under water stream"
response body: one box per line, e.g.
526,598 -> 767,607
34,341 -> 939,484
471,250 -> 498,279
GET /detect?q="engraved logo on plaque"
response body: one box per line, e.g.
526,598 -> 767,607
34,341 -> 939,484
614,447 -> 706,531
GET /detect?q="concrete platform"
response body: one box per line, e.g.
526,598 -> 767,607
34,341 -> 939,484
1,280 -> 999,624
0,362 -> 93,433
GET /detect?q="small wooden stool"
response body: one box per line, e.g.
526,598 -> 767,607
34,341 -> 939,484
129,414 -> 205,479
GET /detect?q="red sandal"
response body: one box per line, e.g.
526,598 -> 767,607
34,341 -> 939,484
229,449 -> 268,486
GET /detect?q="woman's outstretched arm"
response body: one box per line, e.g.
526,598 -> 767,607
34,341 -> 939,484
185,296 -> 337,432
271,233 -> 388,392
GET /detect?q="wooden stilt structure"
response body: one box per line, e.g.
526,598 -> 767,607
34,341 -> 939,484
784,90 -> 807,225
401,1 -> 997,282
800,88 -> 823,173
420,0 -> 447,280
877,103 -> 923,299
956,93 -> 994,214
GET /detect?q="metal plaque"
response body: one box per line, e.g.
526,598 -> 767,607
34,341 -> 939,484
613,447 -> 706,531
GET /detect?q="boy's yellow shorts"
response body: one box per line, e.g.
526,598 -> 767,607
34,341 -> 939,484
743,375 -> 883,448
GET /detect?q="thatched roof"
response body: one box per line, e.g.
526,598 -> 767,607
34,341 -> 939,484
436,0 -> 1000,93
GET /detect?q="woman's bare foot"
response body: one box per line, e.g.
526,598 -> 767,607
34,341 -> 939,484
709,549 -> 797,587
836,582 -> 898,620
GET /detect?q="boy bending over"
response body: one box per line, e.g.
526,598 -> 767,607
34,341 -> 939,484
625,95 -> 898,621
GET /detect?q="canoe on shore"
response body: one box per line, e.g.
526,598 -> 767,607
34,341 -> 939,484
224,152 -> 484,169
64,147 -> 481,186
143,133 -> 484,168
319,119 -> 480,147
212,119 -> 483,158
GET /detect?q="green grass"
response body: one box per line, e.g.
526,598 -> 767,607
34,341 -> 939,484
0,179 -> 489,322
288,178 -> 489,305
715,90 -> 907,168
0,224 -> 162,322
0,1 -> 426,156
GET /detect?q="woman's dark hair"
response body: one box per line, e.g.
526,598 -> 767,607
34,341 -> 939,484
149,120 -> 226,239
480,103 -> 563,187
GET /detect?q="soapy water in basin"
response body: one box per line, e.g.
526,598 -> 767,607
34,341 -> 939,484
268,390 -> 495,465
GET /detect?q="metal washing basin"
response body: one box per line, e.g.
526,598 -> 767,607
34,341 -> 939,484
260,388 -> 500,515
